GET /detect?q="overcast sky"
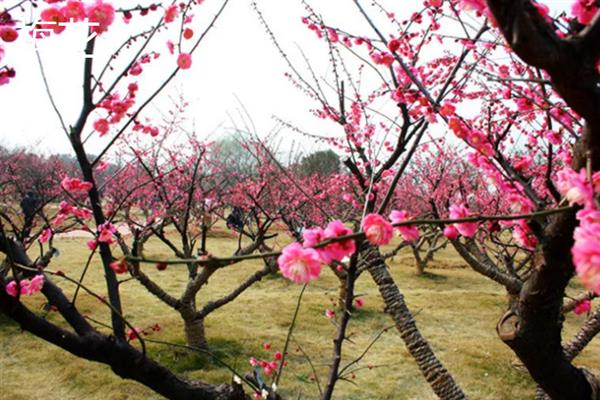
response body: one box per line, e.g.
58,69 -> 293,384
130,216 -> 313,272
0,0 -> 572,157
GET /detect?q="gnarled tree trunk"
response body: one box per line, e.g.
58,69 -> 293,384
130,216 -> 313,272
363,245 -> 466,399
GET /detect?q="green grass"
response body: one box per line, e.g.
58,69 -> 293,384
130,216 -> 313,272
1,235 -> 599,400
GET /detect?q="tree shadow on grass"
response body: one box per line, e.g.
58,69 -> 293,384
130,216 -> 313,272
417,271 -> 448,282
153,337 -> 246,374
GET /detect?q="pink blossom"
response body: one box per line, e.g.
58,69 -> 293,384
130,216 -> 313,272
362,214 -> 393,245
86,0 -> 115,34
449,204 -> 478,238
274,351 -> 283,360
5,281 -> 19,297
61,1 -> 87,21
572,209 -> 600,294
263,342 -> 271,350
5,275 -> 44,297
96,161 -> 109,172
325,308 -> 335,319
277,243 -> 322,284
354,297 -> 365,309
61,177 -> 93,194
39,228 -> 52,244
72,207 -> 93,220
93,118 -> 110,136
556,167 -> 593,206
97,222 -> 116,243
87,239 -> 98,250
27,275 -> 45,294
0,26 -> 18,42
574,299 -> 592,315
387,39 -> 400,52
460,0 -> 488,15
443,225 -> 459,240
129,62 -> 143,76
164,4 -> 179,23
389,210 -> 420,242
572,0 -> 598,24
127,327 -> 143,341
513,220 -> 537,250
110,260 -> 128,274
304,221 -> 356,263
249,357 -> 259,366
40,7 -> 67,34
177,53 -> 192,70
166,40 -> 175,54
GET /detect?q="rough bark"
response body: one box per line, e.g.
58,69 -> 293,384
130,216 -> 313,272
364,246 -> 466,399
184,315 -> 209,350
483,0 -> 600,397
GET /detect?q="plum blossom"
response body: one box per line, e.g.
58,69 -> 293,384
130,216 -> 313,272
448,204 -> 478,237
127,326 -> 143,341
512,220 -> 537,250
303,220 -> 356,263
0,26 -> 18,42
574,299 -> 592,315
362,214 -> 393,245
443,225 -> 459,240
93,118 -> 110,136
97,222 -> 116,244
5,275 -> 45,297
61,177 -> 93,194
325,308 -> 335,319
354,298 -> 365,309
556,167 -> 595,207
389,210 -> 420,242
110,259 -> 128,274
177,53 -> 192,70
40,7 -> 67,34
277,243 -> 322,284
86,0 -> 115,34
572,208 -> 600,294
39,228 -> 52,244
164,4 -> 179,23
571,0 -> 598,24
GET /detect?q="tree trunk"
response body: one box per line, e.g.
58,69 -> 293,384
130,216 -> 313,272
364,246 -> 465,399
184,315 -> 209,350
415,259 -> 427,275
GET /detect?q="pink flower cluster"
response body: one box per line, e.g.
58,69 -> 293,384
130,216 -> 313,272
97,222 -> 117,244
61,176 -> 93,194
449,204 -> 478,236
448,118 -> 494,156
278,220 -> 357,283
6,275 -> 45,297
94,83 -> 139,136
39,228 -> 53,244
277,243 -> 321,284
572,209 -> 600,294
556,167 -> 600,207
574,299 -> 592,315
126,323 -> 161,341
362,214 -> 393,245
52,200 -> 93,227
303,220 -> 356,264
249,348 -> 285,378
389,210 -> 420,242
110,259 -> 128,274
571,0 -> 598,24
38,0 -> 115,37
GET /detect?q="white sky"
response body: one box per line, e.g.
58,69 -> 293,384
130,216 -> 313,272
0,0 -> 573,157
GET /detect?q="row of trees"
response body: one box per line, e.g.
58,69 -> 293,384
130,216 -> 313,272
1,0 -> 600,399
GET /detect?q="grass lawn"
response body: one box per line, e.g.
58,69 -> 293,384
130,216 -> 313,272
1,232 -> 598,399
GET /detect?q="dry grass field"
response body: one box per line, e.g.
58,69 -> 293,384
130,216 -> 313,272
1,230 -> 598,399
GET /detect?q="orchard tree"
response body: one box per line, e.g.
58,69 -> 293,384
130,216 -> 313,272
3,0 -> 600,400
